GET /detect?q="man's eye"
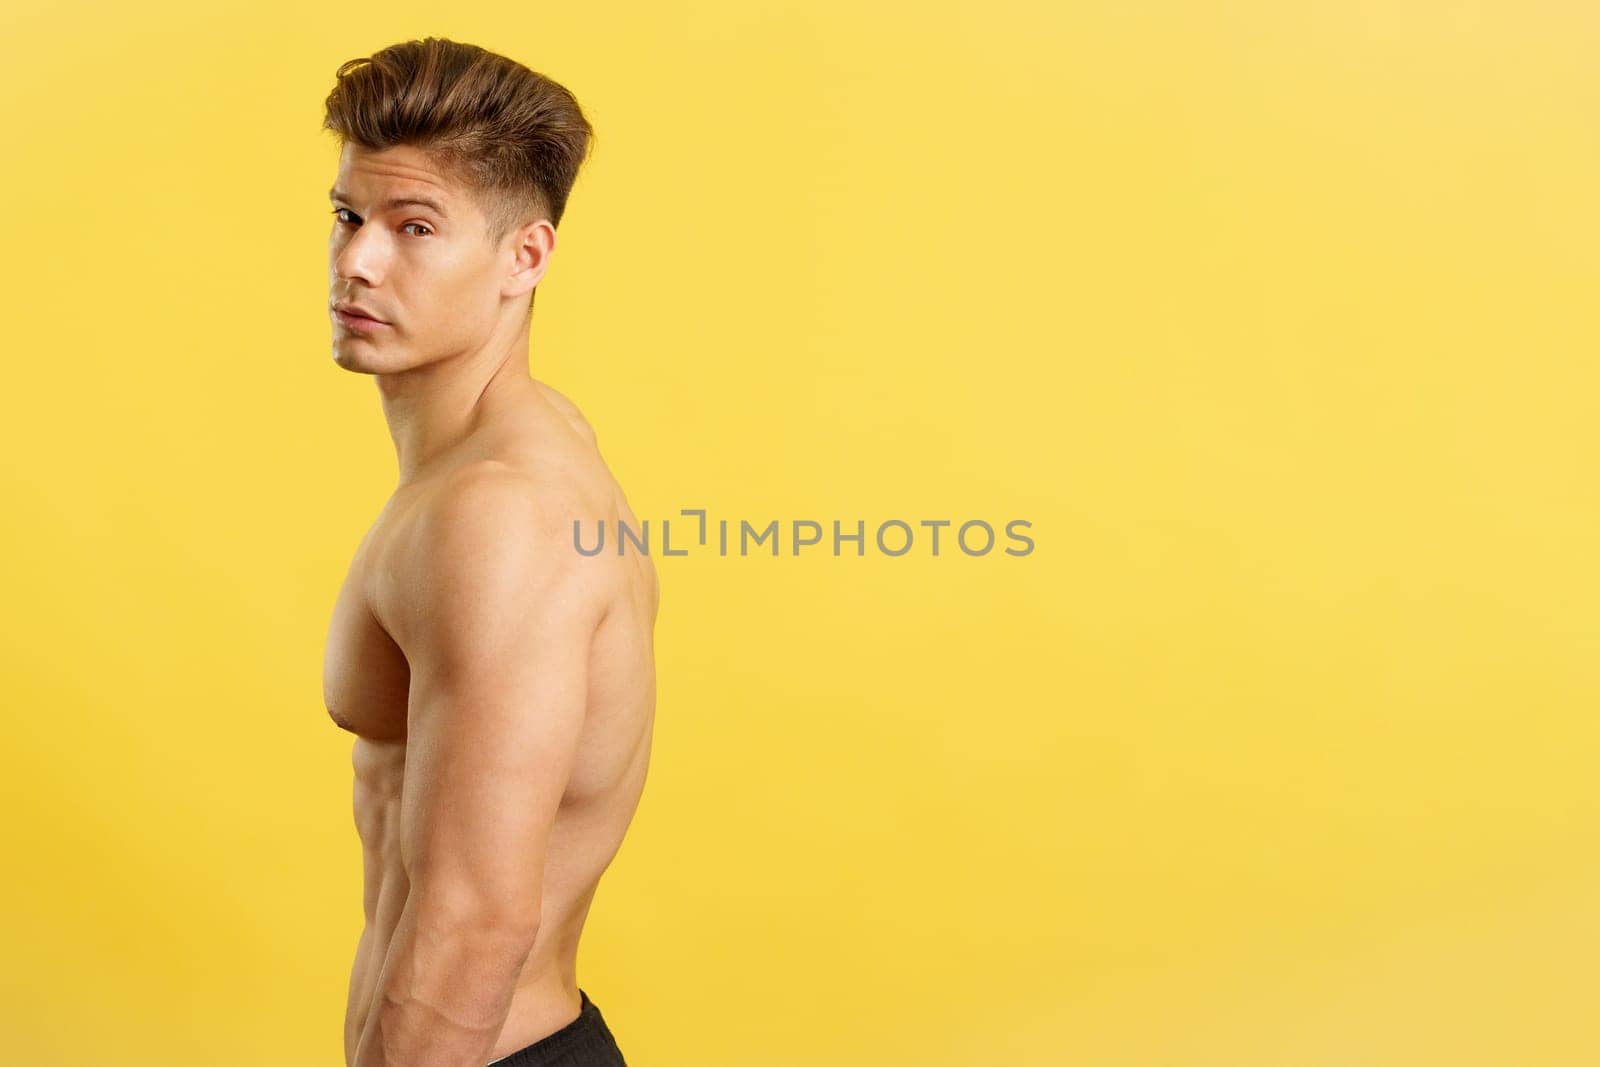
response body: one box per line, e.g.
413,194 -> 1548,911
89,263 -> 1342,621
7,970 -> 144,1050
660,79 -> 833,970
330,209 -> 429,237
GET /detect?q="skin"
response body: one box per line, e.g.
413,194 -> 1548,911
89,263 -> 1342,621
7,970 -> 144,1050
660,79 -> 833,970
321,143 -> 658,1066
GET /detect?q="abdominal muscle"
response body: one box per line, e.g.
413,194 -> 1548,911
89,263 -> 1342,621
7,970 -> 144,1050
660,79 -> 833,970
343,737 -> 623,1065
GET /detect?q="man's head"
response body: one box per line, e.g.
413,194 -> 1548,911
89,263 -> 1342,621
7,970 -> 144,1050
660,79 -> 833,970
321,37 -> 594,374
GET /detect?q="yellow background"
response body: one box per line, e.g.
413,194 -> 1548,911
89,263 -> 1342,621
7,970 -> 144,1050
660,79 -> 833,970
2,2 -> 1596,1063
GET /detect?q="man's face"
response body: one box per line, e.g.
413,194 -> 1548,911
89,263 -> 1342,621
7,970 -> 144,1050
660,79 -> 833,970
327,143 -> 510,374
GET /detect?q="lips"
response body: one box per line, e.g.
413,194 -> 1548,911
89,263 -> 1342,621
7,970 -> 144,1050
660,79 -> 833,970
333,306 -> 391,335
333,302 -> 386,323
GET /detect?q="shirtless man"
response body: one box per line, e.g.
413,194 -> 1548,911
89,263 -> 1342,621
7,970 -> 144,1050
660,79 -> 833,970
317,39 -> 656,1067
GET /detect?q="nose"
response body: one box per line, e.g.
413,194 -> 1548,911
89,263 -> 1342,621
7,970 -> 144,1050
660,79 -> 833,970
332,224 -> 385,287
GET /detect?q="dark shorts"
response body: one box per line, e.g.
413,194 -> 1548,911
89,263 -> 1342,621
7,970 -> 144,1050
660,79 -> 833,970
487,989 -> 627,1066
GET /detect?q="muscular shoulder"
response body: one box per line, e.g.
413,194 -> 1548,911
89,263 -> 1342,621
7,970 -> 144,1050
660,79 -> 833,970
384,461 -> 617,658
422,461 -> 566,537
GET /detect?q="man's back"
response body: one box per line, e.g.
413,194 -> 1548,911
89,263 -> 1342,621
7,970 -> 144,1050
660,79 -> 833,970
323,378 -> 657,1063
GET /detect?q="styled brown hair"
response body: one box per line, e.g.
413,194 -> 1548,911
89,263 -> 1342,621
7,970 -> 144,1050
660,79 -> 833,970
322,37 -> 594,309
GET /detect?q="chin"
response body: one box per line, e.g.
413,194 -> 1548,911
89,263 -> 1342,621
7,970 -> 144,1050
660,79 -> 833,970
331,341 -> 381,374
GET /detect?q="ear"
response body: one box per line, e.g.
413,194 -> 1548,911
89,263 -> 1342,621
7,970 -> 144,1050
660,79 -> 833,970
503,218 -> 556,301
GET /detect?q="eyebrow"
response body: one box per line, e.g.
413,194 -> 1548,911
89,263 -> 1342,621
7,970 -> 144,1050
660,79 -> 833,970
328,188 -> 450,218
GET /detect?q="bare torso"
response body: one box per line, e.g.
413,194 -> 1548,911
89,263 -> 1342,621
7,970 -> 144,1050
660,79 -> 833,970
323,379 -> 658,1063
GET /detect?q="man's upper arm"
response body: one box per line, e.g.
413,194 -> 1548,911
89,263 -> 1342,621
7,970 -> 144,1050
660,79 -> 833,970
390,466 -> 605,935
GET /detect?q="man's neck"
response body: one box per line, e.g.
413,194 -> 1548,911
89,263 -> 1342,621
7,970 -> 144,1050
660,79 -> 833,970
375,338 -> 533,488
